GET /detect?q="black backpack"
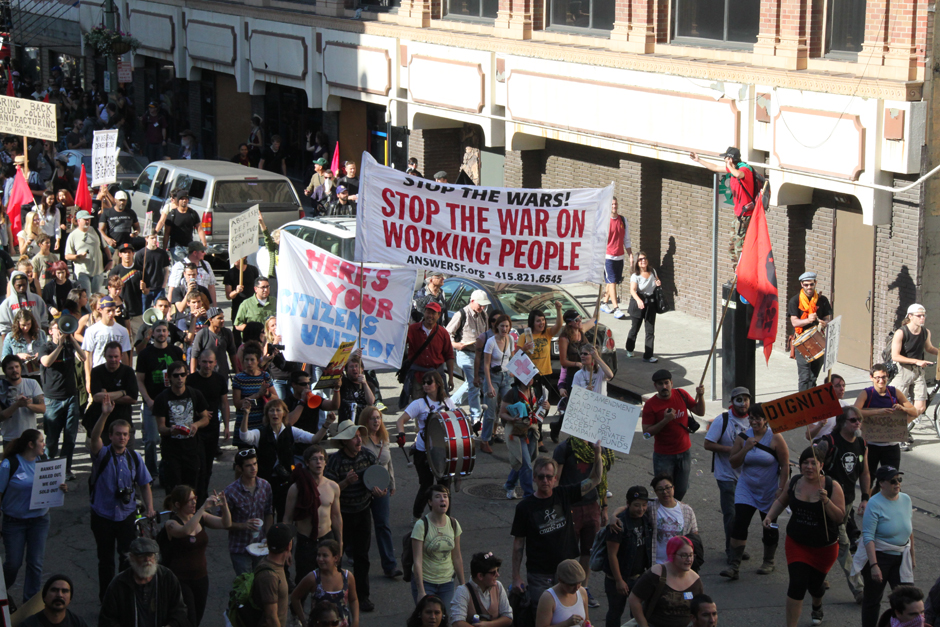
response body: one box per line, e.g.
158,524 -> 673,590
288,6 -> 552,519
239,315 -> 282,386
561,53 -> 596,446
710,412 -> 730,473
881,331 -> 900,380
88,446 -> 140,500
401,515 -> 457,582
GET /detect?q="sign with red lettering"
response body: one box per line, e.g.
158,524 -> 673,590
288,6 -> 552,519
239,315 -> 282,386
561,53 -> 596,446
356,152 -> 612,285
277,232 -> 417,370
761,383 -> 843,434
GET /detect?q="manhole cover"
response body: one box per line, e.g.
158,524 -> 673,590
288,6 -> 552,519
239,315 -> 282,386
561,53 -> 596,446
465,483 -> 514,499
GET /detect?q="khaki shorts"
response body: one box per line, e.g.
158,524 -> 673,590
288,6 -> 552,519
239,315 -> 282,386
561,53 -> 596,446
892,364 -> 928,401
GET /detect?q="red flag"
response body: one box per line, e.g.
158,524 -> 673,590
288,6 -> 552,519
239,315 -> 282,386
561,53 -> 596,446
5,69 -> 13,97
42,91 -> 49,103
5,169 -> 31,240
75,164 -> 92,213
735,196 -> 778,364
330,141 -> 341,177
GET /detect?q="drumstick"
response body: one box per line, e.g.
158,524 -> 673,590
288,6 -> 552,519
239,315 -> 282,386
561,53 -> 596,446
399,442 -> 414,468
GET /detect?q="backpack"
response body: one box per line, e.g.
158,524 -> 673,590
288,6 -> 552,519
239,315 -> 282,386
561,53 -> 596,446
881,331 -> 900,380
710,412 -> 730,472
588,524 -> 611,572
401,515 -> 458,582
737,165 -> 770,215
226,565 -> 276,627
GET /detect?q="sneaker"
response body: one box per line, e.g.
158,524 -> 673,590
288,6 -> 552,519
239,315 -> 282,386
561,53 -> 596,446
374,401 -> 388,412
506,489 -> 517,500
492,435 -> 505,444
360,599 -> 375,612
586,588 -> 600,608
643,357 -> 658,363
385,568 -> 403,578
613,308 -> 625,319
811,605 -> 824,625
538,444 -> 548,453
900,441 -> 912,451
600,304 -> 612,314
625,350 -> 634,358
606,490 -> 613,498
65,471 -> 76,482
472,421 -> 482,435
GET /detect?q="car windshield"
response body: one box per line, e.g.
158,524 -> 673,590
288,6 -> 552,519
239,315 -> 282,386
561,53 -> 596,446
80,154 -> 144,175
214,181 -> 298,205
492,285 -> 588,323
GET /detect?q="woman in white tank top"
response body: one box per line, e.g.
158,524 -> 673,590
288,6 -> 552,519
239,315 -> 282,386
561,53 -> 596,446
535,559 -> 590,627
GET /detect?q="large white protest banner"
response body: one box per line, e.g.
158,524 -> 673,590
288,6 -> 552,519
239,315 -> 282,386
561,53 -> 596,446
228,205 -> 261,266
278,232 -> 417,370
562,385 -> 642,454
30,458 -> 66,509
91,130 -> 119,187
356,152 -> 612,285
0,94 -> 57,141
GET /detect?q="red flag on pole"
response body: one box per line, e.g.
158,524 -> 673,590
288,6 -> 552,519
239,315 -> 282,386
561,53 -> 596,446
330,141 -> 341,177
42,91 -> 49,103
6,69 -> 13,97
75,164 -> 92,213
735,196 -> 779,364
5,169 -> 31,240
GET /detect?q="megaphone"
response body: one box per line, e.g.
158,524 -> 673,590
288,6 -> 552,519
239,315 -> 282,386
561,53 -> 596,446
142,308 -> 164,325
306,392 -> 323,409
58,314 -> 78,335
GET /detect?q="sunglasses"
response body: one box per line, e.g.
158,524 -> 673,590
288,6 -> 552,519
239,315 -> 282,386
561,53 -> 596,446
535,473 -> 554,480
847,418 -> 861,424
236,448 -> 257,458
423,379 -> 435,385
170,372 -> 187,379
888,478 -> 903,485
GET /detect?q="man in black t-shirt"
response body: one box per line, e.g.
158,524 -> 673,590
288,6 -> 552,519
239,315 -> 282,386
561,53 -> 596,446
258,136 -> 287,176
136,321 -> 185,478
787,271 -> 833,391
155,192 -> 205,258
336,160 -> 359,202
286,370 -> 339,458
153,360 -> 210,494
223,259 -> 259,345
511,443 -> 603,605
38,317 -> 86,478
99,192 -> 139,249
109,243 -> 143,318
42,261 -> 74,316
135,233 -> 170,312
187,349 -> 230,502
84,343 -> 139,437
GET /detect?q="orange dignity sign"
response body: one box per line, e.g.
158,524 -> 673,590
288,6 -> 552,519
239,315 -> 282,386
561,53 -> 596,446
762,382 -> 842,434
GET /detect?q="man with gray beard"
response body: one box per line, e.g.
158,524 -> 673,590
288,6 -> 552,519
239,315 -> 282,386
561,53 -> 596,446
98,537 -> 190,627
814,405 -> 871,603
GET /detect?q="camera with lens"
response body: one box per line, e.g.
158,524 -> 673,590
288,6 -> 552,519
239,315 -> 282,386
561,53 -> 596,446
117,487 -> 135,505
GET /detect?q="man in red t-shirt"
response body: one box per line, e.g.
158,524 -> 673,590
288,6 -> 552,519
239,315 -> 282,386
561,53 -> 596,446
641,369 -> 705,501
402,302 -> 456,404
689,147 -> 758,263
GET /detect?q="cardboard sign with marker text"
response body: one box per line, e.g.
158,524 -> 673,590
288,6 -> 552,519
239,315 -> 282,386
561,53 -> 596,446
861,411 -> 911,443
761,382 -> 842,434
562,385 -> 642,454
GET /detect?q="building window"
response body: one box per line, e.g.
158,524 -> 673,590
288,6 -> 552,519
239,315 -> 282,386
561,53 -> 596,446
447,0 -> 498,18
673,0 -> 759,45
826,0 -> 865,56
549,0 -> 614,31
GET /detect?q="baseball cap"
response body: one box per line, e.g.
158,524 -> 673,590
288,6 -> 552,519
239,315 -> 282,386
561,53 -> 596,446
626,486 -> 652,503
98,296 -> 117,309
114,190 -> 128,201
129,537 -> 159,555
907,303 -> 926,315
117,242 -> 135,253
187,241 -> 206,253
206,306 -> 223,319
563,310 -> 580,323
470,289 -> 491,306
75,210 -> 92,220
719,146 -> 742,162
336,185 -> 348,194
266,523 -> 294,552
875,466 -> 904,482
730,386 -> 750,399
651,369 -> 673,382
424,302 -> 442,313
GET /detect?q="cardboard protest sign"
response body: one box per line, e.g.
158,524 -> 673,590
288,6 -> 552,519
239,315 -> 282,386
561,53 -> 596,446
314,341 -> 355,390
30,457 -> 65,509
507,350 -> 538,387
91,130 -> 119,187
562,385 -> 642,454
862,411 -> 911,443
278,232 -> 417,371
762,382 -> 843,434
143,212 -> 153,237
823,316 -> 841,373
228,205 -> 261,266
0,94 -> 57,141
356,152 -> 612,285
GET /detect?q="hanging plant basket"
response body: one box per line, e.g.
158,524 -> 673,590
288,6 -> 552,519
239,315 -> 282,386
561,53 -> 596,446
111,41 -> 132,55
83,26 -> 140,57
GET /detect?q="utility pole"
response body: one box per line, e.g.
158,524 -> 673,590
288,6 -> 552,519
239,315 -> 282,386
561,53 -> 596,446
103,0 -> 117,94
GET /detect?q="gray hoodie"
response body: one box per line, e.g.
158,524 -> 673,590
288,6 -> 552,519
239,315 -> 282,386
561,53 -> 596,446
0,271 -> 48,334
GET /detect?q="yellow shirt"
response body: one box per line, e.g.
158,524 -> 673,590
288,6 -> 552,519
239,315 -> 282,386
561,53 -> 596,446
529,330 -> 554,375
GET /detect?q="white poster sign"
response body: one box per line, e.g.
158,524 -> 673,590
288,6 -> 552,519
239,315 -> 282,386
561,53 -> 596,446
91,130 -> 119,187
356,152 -> 612,285
0,94 -> 57,141
823,315 -> 841,373
143,211 -> 153,237
228,205 -> 261,266
277,232 -> 417,370
507,350 -> 537,386
30,458 -> 66,509
562,385 -> 642,454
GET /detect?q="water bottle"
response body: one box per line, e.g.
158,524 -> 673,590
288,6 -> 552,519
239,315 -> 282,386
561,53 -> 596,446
523,326 -> 534,347
349,402 -> 358,422
471,615 -> 480,625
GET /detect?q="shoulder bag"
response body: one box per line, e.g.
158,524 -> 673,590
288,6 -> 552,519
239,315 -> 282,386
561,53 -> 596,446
622,568 -> 668,627
396,326 -> 439,384
652,269 -> 668,315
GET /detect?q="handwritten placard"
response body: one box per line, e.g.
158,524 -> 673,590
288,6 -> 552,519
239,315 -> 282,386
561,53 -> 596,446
562,384 -> 642,454
862,411 -> 911,443
823,316 -> 841,373
0,94 -> 57,141
228,205 -> 261,267
91,129 -> 119,187
507,350 -> 537,386
143,211 -> 153,237
762,382 -> 843,434
30,457 -> 65,509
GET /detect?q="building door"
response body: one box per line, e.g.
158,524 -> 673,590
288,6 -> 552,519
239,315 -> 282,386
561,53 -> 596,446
833,208 -> 875,368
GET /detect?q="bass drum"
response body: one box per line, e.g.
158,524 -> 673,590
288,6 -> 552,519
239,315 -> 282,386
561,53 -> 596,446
425,409 -> 475,480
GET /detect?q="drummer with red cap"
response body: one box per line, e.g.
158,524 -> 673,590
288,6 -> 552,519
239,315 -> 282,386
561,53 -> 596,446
788,271 -> 832,391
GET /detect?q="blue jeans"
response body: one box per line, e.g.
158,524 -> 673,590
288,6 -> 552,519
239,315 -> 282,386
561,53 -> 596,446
411,577 -> 455,608
230,552 -> 260,577
43,396 -> 80,470
504,434 -> 538,497
272,380 -> 291,405
3,513 -> 50,602
483,371 -> 512,442
140,403 -> 160,479
76,272 -> 103,297
717,479 -> 737,556
652,450 -> 691,501
452,352 -> 481,421
370,492 -> 398,574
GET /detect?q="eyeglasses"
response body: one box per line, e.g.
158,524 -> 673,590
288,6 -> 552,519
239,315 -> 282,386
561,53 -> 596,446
872,375 -> 888,381
236,448 -> 257,458
536,473 -> 554,480
654,485 -> 674,493
293,381 -> 311,387
257,285 -> 270,290
638,257 -> 648,262
674,552 -> 694,560
485,569 -> 500,576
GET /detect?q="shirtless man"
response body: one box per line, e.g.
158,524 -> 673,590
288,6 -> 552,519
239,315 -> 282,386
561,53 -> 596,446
284,444 -> 342,584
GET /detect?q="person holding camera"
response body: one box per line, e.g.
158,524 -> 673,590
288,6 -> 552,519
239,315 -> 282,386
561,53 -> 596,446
39,316 -> 85,480
153,361 -> 211,496
88,394 -> 155,601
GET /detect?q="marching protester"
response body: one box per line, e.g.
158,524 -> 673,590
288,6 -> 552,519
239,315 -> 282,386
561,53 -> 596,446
627,536 -> 704,627
788,271 -> 832,391
519,301 -> 564,450
534,559 -> 591,627
446,289 -> 490,431
552,309 -> 595,441
411,484 -> 465,607
484,314 -> 515,456
224,448 -> 274,576
855,364 -> 918,478
450,552 -> 513,627
19,574 -> 89,627
358,405 -> 401,578
603,486 -> 654,627
402,302 -> 456,407
39,315 -> 85,478
153,360 -> 211,495
890,304 -> 937,447
291,538 -> 359,627
626,251 -> 662,362
136,320 -> 184,479
284,445 -> 343,583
